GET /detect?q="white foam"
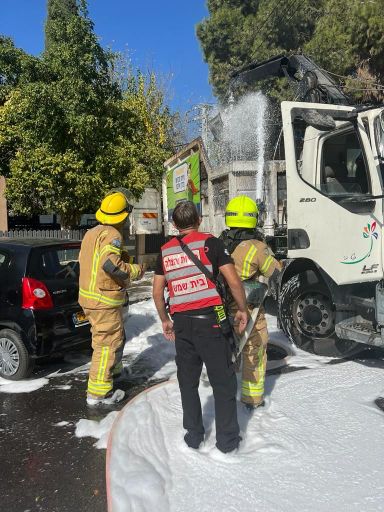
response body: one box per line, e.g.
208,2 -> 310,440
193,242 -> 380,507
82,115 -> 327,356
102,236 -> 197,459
75,411 -> 119,449
0,377 -> 49,393
109,362 -> 384,512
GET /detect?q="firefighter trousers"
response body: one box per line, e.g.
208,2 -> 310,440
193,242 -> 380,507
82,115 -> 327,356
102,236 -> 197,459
173,312 -> 241,453
241,310 -> 268,406
83,307 -> 125,398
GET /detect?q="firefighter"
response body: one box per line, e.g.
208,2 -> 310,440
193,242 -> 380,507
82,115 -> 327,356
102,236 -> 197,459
221,195 -> 281,411
153,200 -> 248,453
79,191 -> 144,406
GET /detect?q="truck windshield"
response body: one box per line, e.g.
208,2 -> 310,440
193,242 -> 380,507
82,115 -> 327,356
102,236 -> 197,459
320,129 -> 370,197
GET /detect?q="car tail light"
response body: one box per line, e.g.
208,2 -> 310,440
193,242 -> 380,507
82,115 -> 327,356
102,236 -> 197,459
22,277 -> 54,310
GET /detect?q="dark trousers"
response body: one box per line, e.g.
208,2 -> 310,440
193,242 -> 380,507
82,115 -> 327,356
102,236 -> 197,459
173,312 -> 240,453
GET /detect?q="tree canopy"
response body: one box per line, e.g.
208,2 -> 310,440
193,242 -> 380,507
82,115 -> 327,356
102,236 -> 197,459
197,0 -> 384,103
306,0 -> 384,102
0,0 -> 176,227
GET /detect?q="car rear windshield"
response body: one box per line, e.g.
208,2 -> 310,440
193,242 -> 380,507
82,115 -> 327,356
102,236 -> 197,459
29,245 -> 80,280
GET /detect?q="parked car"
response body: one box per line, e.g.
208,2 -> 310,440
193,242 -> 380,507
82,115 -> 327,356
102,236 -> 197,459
0,238 -> 91,380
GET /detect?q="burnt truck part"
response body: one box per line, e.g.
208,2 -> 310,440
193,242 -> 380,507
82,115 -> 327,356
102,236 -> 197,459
229,54 -> 350,105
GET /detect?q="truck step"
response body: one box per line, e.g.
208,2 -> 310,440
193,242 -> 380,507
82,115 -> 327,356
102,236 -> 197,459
348,296 -> 376,316
335,320 -> 384,347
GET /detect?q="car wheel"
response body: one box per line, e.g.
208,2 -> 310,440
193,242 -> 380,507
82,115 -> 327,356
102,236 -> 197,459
279,273 -> 364,358
0,329 -> 34,380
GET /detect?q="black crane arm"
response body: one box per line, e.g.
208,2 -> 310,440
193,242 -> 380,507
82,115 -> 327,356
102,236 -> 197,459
229,54 -> 350,105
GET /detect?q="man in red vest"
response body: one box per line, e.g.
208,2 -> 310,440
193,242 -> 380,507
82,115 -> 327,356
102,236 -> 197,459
153,201 -> 248,453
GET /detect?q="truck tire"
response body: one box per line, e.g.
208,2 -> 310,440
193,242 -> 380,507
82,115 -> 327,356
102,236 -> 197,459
279,273 -> 364,358
0,329 -> 34,380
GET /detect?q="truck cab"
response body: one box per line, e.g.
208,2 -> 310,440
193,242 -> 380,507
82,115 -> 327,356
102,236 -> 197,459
278,102 -> 384,356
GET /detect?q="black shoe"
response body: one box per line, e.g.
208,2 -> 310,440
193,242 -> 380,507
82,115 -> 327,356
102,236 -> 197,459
216,435 -> 242,454
184,431 -> 204,449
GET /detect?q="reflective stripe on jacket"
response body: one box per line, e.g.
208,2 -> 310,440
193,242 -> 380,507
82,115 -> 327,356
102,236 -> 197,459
161,232 -> 222,314
79,224 -> 140,310
231,239 -> 280,281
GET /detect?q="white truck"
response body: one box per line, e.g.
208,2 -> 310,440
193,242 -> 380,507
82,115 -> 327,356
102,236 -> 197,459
163,55 -> 384,358
227,55 -> 384,357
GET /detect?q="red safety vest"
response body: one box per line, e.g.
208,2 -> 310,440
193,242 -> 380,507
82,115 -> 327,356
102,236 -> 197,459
161,232 -> 222,314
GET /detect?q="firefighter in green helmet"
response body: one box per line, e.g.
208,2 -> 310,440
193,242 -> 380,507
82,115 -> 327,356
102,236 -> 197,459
220,195 -> 281,410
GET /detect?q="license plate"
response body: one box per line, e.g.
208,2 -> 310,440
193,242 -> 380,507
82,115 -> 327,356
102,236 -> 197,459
73,311 -> 89,327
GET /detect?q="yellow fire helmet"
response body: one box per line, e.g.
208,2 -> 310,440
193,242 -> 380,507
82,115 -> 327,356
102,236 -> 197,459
96,192 -> 132,225
225,195 -> 259,229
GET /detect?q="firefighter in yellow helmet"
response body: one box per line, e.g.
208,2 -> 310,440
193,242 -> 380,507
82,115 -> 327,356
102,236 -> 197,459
79,191 -> 144,406
220,195 -> 281,410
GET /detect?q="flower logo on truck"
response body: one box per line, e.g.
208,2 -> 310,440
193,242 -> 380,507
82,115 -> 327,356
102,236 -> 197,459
341,222 -> 379,265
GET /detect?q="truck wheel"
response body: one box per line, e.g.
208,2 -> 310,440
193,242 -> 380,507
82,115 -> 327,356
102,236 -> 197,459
0,329 -> 34,380
279,273 -> 364,358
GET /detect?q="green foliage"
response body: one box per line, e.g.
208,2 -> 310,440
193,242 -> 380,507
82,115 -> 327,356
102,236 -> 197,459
197,0 -> 322,102
197,0 -> 384,104
305,0 -> 384,102
6,146 -> 98,227
0,36 -> 48,105
0,0 -> 175,227
44,0 -> 115,99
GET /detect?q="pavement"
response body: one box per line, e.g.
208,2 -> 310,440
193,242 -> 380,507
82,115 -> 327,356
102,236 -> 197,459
1,288 -> 384,512
0,285 -> 156,512
0,351 -> 154,512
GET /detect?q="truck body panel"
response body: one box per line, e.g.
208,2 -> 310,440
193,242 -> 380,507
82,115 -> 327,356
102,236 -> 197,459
281,101 -> 384,285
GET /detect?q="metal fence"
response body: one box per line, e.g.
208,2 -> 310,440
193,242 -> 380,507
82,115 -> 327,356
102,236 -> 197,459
0,229 -> 86,240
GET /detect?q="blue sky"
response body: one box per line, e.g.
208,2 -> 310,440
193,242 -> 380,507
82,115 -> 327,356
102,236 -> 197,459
0,0 -> 215,112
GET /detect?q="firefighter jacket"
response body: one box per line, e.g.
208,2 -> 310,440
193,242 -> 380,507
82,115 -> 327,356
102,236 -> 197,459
227,234 -> 281,330
231,238 -> 280,282
160,232 -> 223,315
79,224 -> 141,310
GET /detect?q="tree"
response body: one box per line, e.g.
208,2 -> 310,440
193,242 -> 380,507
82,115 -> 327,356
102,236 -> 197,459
304,0 -> 384,102
0,36 -> 46,105
197,0 -> 322,102
44,0 -> 78,53
197,0 -> 384,104
0,0 -> 175,227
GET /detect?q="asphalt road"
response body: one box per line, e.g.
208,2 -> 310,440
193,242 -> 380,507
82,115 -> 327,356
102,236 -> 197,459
0,352 -> 152,512
0,285 -> 156,512
1,291 -> 384,512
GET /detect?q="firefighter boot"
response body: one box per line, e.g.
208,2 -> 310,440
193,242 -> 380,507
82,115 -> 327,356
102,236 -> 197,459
86,389 -> 125,407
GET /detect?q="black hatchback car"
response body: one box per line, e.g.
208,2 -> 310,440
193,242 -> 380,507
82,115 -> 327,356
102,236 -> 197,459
0,238 -> 91,380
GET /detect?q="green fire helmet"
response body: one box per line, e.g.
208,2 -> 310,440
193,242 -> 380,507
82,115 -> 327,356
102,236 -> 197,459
225,195 -> 259,229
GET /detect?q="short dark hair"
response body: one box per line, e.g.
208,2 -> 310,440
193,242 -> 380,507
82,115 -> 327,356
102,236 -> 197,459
172,201 -> 199,229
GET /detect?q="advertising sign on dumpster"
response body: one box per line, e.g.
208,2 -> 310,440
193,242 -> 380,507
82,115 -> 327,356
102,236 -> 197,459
166,152 -> 200,221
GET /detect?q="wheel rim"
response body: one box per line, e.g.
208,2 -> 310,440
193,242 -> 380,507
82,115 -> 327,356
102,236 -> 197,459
0,337 -> 20,376
295,292 -> 334,338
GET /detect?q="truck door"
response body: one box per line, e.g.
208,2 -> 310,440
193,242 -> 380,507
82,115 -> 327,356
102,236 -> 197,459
281,102 -> 383,285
